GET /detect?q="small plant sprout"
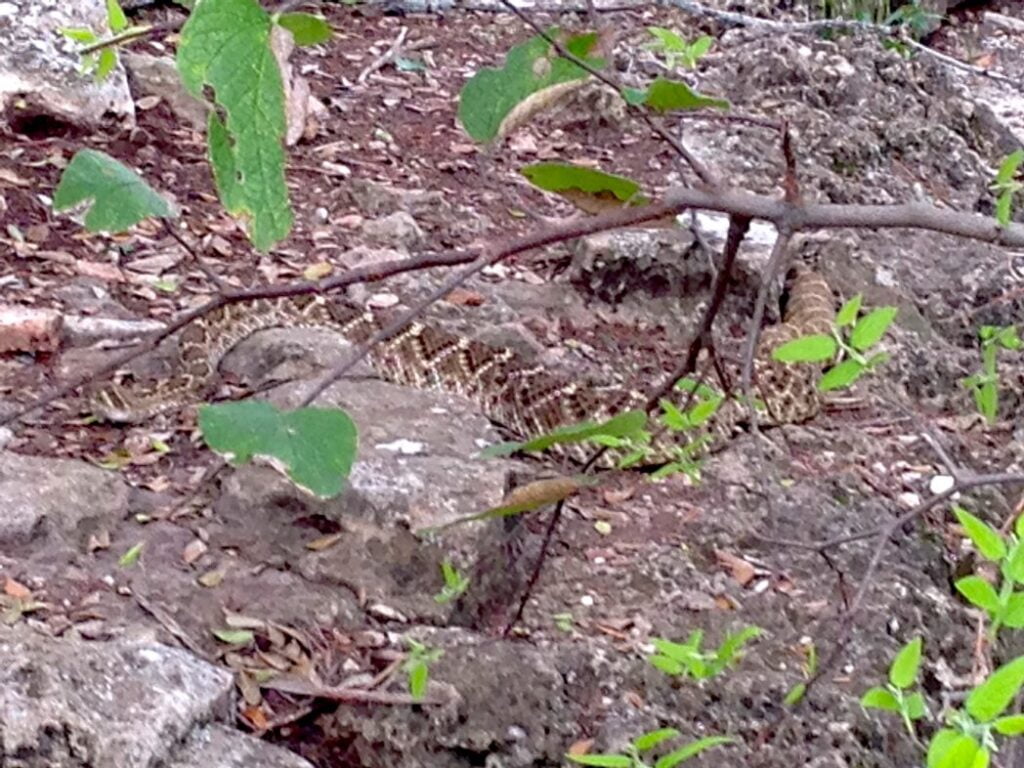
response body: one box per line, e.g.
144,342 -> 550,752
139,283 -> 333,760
783,638 -> 819,707
649,626 -> 761,681
61,0 -> 147,82
566,729 -> 733,768
772,293 -> 897,393
433,559 -> 469,604
951,506 -> 1024,640
961,325 -> 1021,424
403,639 -> 443,701
990,149 -> 1024,228
861,637 -> 928,742
645,28 -> 713,70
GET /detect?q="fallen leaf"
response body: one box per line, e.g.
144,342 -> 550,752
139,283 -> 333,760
444,287 -> 485,306
567,739 -> 594,757
4,577 -> 31,599
303,262 -> 333,280
197,568 -> 225,587
241,704 -> 270,731
182,538 -> 208,565
715,549 -> 756,586
306,532 -> 344,551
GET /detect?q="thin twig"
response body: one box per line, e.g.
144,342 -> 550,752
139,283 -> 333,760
357,26 -> 410,84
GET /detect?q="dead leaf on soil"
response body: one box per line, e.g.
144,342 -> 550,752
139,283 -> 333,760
567,739 -> 594,757
3,577 -> 31,599
444,287 -> 485,306
182,538 -> 208,565
714,549 -> 757,586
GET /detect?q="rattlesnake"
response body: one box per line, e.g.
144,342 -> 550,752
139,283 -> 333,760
89,267 -> 835,464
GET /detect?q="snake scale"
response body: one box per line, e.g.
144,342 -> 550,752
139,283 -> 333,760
90,267 -> 835,464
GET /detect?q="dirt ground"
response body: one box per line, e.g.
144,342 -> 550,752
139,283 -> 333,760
3,1 -> 1024,767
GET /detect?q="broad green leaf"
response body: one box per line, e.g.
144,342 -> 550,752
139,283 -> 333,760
408,661 -> 428,699
995,149 -> 1024,185
566,755 -> 633,768
905,692 -> 927,719
53,150 -> 176,232
1004,543 -> 1024,584
621,86 -> 646,105
772,334 -> 837,363
993,714 -> 1024,735
212,628 -> 254,644
998,325 -> 1021,349
633,728 -> 681,752
96,49 -> 118,81
521,162 -> 646,207
208,113 -> 243,211
966,655 -> 1024,722
458,30 -> 603,142
177,0 -> 293,250
641,77 -> 729,112
199,401 -> 358,499
819,359 -> 865,392
106,0 -> 127,32
889,637 -> 922,689
647,26 -> 687,52
927,731 -> 982,768
955,575 -> 1000,614
653,736 -> 734,768
483,410 -> 647,457
276,12 -> 332,46
835,294 -> 862,327
62,27 -> 98,43
119,542 -> 144,567
860,686 -> 900,711
850,306 -> 898,351
953,507 -> 1006,562
996,193 -> 1014,228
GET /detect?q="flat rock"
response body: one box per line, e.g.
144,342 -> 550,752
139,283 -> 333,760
169,724 -> 316,768
0,451 -> 129,548
0,626 -> 233,767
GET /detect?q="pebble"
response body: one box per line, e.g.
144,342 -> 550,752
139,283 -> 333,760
930,474 -> 956,495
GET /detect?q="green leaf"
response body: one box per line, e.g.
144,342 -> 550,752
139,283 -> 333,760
207,112 -> 243,211
686,396 -> 723,428
953,507 -> 1006,562
889,637 -> 923,689
640,77 -> 729,112
633,728 -> 681,752
995,149 -> 1024,185
96,48 -> 118,81
860,686 -> 900,711
483,410 -> 647,457
1017,513 -> 1024,540
408,661 -> 428,700
772,334 -> 837,363
685,36 -> 713,63
997,192 -> 1013,228
783,683 -> 806,707
566,755 -> 633,768
967,655 -> 1024,722
927,731 -> 982,768
715,626 -> 761,666
819,359 -> 866,392
119,542 -> 144,567
276,12 -> 332,46
905,692 -> 927,720
993,714 -> 1024,735
835,294 -> 862,327
521,162 -> 646,206
653,736 -> 734,768
621,86 -> 646,105
53,150 -> 176,232
177,0 -> 293,250
457,30 -> 603,142
199,401 -> 358,499
647,26 -> 687,52
674,378 -> 720,399
212,628 -> 254,645
649,654 -> 684,676
62,27 -> 99,43
106,0 -> 127,32
955,575 -> 1000,614
850,307 -> 898,351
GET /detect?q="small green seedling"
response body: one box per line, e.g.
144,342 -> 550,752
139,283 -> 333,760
773,293 -> 897,392
990,150 -> 1024,228
645,28 -> 713,70
403,639 -> 443,701
962,325 -> 1021,424
783,639 -> 819,707
861,637 -> 928,741
951,506 -> 1024,640
433,560 -> 469,604
567,729 -> 733,768
61,0 -> 147,82
649,626 -> 761,681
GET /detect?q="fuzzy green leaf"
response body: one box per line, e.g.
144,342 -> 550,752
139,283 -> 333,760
966,655 -> 1024,723
889,637 -> 922,689
772,334 -> 837,363
199,401 -> 358,499
641,77 -> 729,112
835,294 -> 862,327
955,575 -> 1000,614
953,506 -> 1006,562
53,149 -> 176,232
850,306 -> 898,351
177,0 -> 293,250
860,686 -> 900,712
993,714 -> 1024,735
521,162 -> 647,205
819,359 -> 865,392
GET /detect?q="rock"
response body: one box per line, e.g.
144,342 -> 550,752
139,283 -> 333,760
361,210 -> 425,250
0,0 -> 134,131
123,52 -> 208,132
169,724 -> 316,768
0,451 -> 129,548
0,626 -> 233,767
